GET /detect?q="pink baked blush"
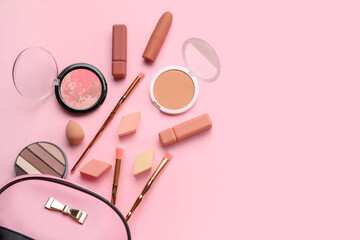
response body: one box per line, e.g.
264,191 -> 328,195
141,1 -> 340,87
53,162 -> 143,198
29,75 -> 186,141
12,48 -> 107,114
60,69 -> 102,110
55,64 -> 107,114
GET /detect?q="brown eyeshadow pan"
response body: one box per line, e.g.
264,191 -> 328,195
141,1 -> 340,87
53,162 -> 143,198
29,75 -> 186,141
39,142 -> 66,164
27,144 -> 65,175
15,142 -> 68,178
15,165 -> 27,176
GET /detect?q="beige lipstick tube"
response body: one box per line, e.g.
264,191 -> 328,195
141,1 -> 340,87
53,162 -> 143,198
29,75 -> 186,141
158,113 -> 212,146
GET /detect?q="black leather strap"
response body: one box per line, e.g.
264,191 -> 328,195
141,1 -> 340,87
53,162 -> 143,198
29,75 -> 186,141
0,226 -> 34,240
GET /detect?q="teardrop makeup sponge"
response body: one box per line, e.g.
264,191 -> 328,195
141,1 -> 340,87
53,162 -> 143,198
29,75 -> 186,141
66,120 -> 85,144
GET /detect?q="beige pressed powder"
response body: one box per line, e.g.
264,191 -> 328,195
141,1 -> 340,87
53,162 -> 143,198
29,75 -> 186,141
153,70 -> 195,110
149,38 -> 221,114
150,66 -> 199,114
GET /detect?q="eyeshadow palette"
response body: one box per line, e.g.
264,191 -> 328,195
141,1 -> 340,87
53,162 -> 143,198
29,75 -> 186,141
15,142 -> 68,178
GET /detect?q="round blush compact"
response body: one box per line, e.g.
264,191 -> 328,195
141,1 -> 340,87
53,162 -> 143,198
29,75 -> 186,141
55,64 -> 107,113
150,38 -> 221,114
12,47 -> 107,114
15,141 -> 68,178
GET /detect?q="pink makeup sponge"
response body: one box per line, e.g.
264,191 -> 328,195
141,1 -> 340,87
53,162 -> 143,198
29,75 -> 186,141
80,159 -> 111,178
118,111 -> 141,137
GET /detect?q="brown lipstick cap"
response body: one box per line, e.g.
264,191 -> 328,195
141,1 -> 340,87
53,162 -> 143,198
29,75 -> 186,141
112,24 -> 127,79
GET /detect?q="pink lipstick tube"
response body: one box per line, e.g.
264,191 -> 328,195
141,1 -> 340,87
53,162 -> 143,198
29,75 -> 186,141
158,113 -> 212,146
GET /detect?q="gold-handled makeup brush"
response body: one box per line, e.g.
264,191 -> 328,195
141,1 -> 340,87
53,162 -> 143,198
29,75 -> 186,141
71,73 -> 145,173
126,151 -> 174,221
111,145 -> 124,205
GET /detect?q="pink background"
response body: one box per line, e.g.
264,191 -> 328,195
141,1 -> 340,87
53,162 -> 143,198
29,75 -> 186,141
0,0 -> 360,239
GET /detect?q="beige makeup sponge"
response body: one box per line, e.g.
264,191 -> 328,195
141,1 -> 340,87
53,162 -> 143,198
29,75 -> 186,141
66,120 -> 85,144
134,148 -> 154,175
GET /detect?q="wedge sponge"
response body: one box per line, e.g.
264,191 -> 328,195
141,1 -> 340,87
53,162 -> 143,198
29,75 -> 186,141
134,148 -> 154,175
80,159 -> 111,178
118,111 -> 141,137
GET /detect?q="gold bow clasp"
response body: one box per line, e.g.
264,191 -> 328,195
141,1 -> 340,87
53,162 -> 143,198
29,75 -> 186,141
45,197 -> 88,224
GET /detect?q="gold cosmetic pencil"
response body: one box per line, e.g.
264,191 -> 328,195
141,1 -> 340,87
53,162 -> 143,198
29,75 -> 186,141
71,73 -> 145,173
111,145 -> 124,205
126,151 -> 174,221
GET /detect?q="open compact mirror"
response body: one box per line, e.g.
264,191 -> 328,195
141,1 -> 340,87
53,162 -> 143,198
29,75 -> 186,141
150,38 -> 220,114
13,47 -> 107,114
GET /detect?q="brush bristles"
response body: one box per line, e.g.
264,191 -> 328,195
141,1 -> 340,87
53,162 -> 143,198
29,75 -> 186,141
116,145 -> 125,159
164,151 -> 174,160
138,72 -> 145,79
